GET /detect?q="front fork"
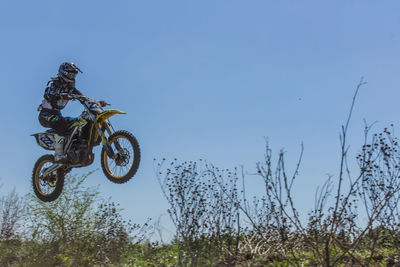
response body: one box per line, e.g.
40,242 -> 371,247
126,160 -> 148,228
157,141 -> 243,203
98,121 -> 123,159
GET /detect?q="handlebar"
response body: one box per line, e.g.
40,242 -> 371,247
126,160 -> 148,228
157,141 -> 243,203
67,94 -> 110,107
67,94 -> 89,101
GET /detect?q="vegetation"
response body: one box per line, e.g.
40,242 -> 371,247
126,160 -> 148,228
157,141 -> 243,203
3,79 -> 400,266
0,173 -> 152,266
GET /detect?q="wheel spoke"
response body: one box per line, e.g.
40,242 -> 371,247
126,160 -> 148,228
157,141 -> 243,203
33,155 -> 65,202
101,131 -> 140,184
37,161 -> 57,195
105,135 -> 135,178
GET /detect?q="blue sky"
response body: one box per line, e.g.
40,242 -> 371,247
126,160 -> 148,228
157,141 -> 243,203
1,1 -> 400,238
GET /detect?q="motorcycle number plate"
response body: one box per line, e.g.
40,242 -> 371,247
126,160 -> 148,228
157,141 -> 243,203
38,134 -> 55,149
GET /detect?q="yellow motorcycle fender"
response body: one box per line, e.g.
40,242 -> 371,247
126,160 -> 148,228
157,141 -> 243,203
96,109 -> 126,122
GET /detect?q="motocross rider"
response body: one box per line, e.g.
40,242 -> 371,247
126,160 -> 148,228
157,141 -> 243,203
38,62 -> 83,162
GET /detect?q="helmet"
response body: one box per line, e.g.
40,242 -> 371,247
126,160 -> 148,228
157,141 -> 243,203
58,62 -> 82,82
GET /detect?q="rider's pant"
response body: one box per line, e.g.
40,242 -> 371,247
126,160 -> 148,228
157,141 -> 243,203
38,109 -> 77,136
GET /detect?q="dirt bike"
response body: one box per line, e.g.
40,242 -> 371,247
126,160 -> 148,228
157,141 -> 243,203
31,95 -> 140,202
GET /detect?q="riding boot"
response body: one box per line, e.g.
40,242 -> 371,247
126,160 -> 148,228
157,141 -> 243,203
54,134 -> 67,162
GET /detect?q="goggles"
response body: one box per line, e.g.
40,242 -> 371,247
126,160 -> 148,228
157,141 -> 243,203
65,71 -> 77,80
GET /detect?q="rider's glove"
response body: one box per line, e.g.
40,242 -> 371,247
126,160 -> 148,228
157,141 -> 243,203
61,94 -> 70,100
99,100 -> 108,107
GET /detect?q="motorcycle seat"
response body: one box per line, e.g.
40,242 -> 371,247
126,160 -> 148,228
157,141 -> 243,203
45,129 -> 57,134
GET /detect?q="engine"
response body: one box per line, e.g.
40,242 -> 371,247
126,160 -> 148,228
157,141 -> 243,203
67,141 -> 94,166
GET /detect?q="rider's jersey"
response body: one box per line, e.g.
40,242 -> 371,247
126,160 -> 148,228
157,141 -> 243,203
39,77 -> 82,111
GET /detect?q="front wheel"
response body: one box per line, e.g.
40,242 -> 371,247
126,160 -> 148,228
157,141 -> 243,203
32,154 -> 65,202
101,130 -> 140,184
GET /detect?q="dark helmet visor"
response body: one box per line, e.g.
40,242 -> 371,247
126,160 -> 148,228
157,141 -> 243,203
65,71 -> 77,80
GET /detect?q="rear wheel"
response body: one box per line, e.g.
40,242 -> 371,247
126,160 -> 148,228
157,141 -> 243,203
101,130 -> 140,183
32,154 -> 65,202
